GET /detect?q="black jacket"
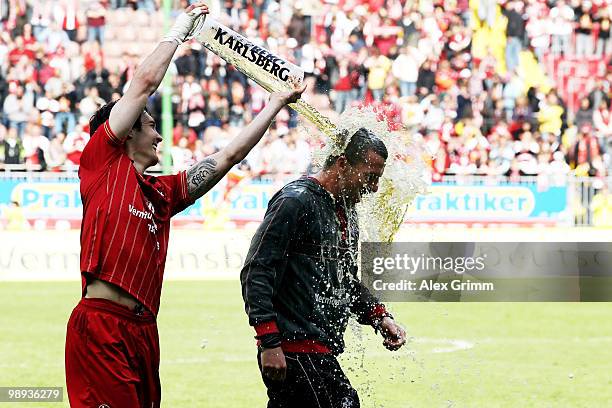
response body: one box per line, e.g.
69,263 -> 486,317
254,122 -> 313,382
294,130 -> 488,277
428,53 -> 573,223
241,177 -> 383,355
502,8 -> 525,39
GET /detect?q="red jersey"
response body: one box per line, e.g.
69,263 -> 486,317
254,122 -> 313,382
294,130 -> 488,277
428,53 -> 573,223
78,120 -> 193,314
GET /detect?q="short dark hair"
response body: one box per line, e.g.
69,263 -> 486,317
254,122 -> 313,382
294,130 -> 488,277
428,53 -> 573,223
324,128 -> 388,168
89,101 -> 148,136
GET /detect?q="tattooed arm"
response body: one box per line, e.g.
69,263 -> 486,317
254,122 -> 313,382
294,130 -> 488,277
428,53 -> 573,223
186,85 -> 306,200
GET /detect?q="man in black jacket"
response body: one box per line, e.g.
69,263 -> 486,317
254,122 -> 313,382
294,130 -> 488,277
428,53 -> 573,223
241,128 -> 406,408
502,1 -> 526,73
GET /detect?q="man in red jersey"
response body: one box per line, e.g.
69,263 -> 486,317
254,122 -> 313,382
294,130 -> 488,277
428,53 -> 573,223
64,3 -> 305,407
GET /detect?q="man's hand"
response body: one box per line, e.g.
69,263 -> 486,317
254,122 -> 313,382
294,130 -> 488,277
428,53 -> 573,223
162,2 -> 209,45
109,2 -> 209,140
268,84 -> 307,108
260,346 -> 287,381
379,317 -> 406,351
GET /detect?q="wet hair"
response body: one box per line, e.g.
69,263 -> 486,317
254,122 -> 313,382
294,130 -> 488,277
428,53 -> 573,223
89,100 -> 148,136
324,128 -> 388,169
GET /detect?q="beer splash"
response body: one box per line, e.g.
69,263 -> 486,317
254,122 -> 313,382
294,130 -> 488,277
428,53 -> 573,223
197,18 -> 427,241
311,106 -> 429,243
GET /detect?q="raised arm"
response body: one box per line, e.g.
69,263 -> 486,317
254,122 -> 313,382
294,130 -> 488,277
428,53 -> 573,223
186,85 -> 306,200
108,2 -> 209,139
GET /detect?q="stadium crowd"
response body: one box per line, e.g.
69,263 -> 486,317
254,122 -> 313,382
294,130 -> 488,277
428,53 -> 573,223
0,0 -> 611,183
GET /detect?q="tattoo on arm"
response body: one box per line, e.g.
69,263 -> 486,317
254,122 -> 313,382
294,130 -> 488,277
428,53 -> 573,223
187,157 -> 220,199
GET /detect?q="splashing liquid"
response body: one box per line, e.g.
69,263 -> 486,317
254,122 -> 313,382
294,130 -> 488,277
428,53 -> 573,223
199,17 -> 432,406
312,106 -> 429,243
196,17 -> 426,240
319,108 -> 428,407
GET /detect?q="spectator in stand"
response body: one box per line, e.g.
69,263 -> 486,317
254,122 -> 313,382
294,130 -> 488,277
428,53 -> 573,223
62,122 -> 88,167
3,83 -> 33,137
287,5 -> 310,48
549,0 -> 574,56
8,36 -> 34,66
401,95 -> 424,128
575,97 -> 594,130
79,86 -> 106,119
591,184 -> 612,226
488,130 -> 515,175
512,96 -> 537,130
595,7 -> 611,58
502,74 -> 524,122
46,131 -> 67,169
422,94 -> 444,132
478,0 -> 498,29
54,94 -> 76,135
416,59 -> 436,95
571,124 -> 601,176
593,100 -> 612,140
446,22 -> 471,60
175,47 -> 198,77
525,4 -> 550,62
86,1 -> 106,45
549,150 -> 571,184
38,22 -> 70,53
1,127 -> 23,165
2,201 -> 30,230
588,79 -> 610,112
84,59 -> 111,96
502,1 -> 526,73
537,91 -> 564,140
61,0 -> 79,42
434,59 -> 457,93
574,1 -> 594,57
392,45 -> 424,97
22,122 -> 49,170
171,135 -> 195,172
332,58 -> 355,113
364,47 -> 391,102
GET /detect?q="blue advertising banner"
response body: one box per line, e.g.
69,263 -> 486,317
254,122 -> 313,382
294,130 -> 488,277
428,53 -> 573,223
0,177 -> 568,226
406,184 -> 568,223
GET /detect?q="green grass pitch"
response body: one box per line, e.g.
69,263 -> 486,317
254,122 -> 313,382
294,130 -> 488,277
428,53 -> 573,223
1,280 -> 611,407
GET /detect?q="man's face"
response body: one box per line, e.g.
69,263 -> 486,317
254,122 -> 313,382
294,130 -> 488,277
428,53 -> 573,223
339,150 -> 386,204
126,112 -> 162,170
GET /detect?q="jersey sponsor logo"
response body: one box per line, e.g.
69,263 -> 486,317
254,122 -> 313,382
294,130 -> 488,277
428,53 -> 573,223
128,204 -> 153,220
314,292 -> 350,307
128,203 -> 158,234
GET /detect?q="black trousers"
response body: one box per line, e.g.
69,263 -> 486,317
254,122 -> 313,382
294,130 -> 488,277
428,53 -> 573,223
257,351 -> 360,408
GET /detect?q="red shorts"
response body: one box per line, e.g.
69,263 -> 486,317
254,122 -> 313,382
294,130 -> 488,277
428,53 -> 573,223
65,298 -> 160,408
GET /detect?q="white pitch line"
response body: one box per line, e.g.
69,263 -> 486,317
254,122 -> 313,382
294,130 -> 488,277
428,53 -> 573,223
414,338 -> 475,354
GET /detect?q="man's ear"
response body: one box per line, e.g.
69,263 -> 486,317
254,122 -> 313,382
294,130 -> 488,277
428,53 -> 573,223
336,155 -> 349,169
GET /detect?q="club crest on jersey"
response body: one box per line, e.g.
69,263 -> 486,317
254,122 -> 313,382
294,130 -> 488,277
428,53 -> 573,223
146,200 -> 155,214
